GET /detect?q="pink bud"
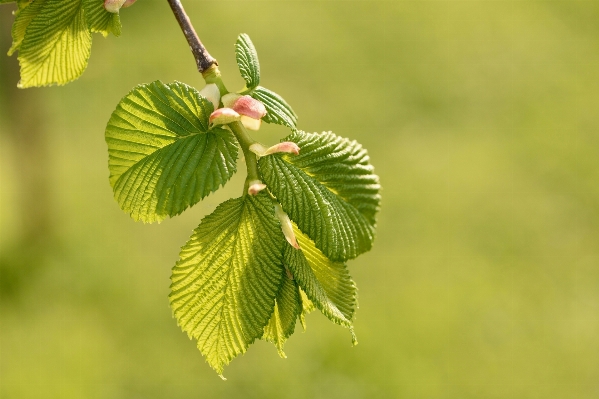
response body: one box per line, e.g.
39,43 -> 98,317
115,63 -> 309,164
199,83 -> 221,111
249,142 -> 300,157
209,108 -> 240,126
274,204 -> 300,250
104,0 -> 126,13
240,115 -> 261,131
247,180 -> 267,196
264,142 -> 300,156
232,96 -> 267,120
122,0 -> 136,7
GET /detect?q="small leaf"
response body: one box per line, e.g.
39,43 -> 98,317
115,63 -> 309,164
7,0 -> 46,56
170,194 -> 285,376
235,33 -> 260,91
105,81 -> 238,223
262,271 -> 302,358
17,0 -> 91,88
251,86 -> 298,129
83,0 -> 122,37
259,131 -> 380,261
285,225 -> 357,340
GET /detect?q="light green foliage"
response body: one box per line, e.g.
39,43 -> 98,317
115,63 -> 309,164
235,33 -> 260,92
286,225 -> 357,334
251,86 -> 298,128
7,0 -> 122,87
7,0 -> 45,56
105,81 -> 238,223
261,273 -> 302,358
83,0 -> 121,37
259,130 -> 380,261
169,194 -> 285,376
298,287 -> 315,331
17,0 -> 91,88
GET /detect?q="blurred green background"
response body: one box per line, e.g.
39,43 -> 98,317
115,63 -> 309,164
1,1 -> 598,398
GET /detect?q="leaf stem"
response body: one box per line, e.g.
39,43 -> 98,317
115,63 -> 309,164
228,121 -> 260,194
166,1 -> 260,193
166,0 -> 217,73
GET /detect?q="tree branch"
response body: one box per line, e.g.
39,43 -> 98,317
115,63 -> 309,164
166,0 -> 217,73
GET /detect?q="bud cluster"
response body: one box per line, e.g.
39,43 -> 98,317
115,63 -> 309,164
202,84 -> 268,131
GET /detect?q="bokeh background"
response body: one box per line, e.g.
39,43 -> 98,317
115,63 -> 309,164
1,1 -> 598,398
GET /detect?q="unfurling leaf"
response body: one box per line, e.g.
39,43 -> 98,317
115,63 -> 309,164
105,81 -> 238,223
262,272 -> 302,358
235,33 -> 260,92
170,194 -> 285,376
259,131 -> 381,261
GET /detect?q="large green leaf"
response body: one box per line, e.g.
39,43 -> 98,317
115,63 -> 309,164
259,130 -> 380,261
170,194 -> 285,376
235,33 -> 260,92
285,225 -> 357,340
17,0 -> 91,88
7,0 -> 46,56
251,86 -> 298,129
106,81 -> 238,223
262,271 -> 302,358
83,0 -> 121,37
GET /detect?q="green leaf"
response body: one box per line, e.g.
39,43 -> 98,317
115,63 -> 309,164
106,81 -> 238,223
285,225 -> 357,341
83,0 -> 121,37
299,287 -> 315,331
259,130 -> 380,261
251,86 -> 298,129
262,271 -> 302,358
235,33 -> 260,91
17,0 -> 91,88
7,0 -> 46,56
170,194 -> 285,376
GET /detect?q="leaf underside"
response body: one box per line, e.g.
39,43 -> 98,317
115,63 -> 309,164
170,194 -> 285,376
259,130 -> 380,261
106,81 -> 238,223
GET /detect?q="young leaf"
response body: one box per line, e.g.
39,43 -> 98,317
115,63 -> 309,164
106,81 -> 238,223
285,225 -> 357,338
251,86 -> 298,129
17,0 -> 91,88
259,131 -> 381,261
83,0 -> 122,37
170,194 -> 285,376
262,271 -> 302,358
7,0 -> 46,56
235,33 -> 260,92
